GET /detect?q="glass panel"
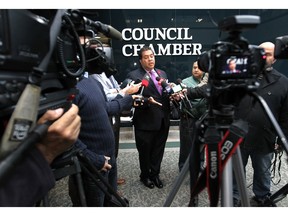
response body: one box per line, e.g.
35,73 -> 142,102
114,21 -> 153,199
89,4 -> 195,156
82,9 -> 288,82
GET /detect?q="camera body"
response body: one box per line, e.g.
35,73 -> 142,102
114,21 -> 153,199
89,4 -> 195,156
0,9 -> 117,118
274,35 -> 288,59
197,15 -> 267,117
198,15 -> 266,90
0,10 -> 83,117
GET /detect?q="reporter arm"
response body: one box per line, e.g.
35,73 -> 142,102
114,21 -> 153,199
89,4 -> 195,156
0,147 -> 55,206
73,138 -> 106,170
186,84 -> 208,99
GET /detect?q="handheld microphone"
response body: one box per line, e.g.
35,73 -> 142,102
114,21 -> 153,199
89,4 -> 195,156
176,78 -> 187,88
134,79 -> 148,106
140,79 -> 149,95
156,77 -> 181,108
176,78 -> 182,84
176,78 -> 192,110
156,77 -> 173,94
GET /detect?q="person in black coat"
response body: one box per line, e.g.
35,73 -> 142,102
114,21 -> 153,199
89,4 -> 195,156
233,42 -> 288,206
126,46 -> 171,189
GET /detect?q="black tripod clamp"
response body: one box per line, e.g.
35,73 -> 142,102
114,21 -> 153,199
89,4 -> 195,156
190,118 -> 248,207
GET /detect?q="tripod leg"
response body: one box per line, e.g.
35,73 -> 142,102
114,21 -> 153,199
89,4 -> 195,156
163,154 -> 190,207
221,158 -> 233,207
77,153 -> 128,207
71,156 -> 87,207
232,146 -> 250,207
164,118 -> 203,207
267,183 -> 288,205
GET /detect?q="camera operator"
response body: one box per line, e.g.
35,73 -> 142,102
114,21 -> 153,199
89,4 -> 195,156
232,41 -> 288,207
0,104 -> 81,206
173,41 -> 288,207
68,36 -> 142,207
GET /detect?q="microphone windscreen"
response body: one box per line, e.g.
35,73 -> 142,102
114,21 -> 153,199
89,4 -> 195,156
108,25 -> 122,41
142,79 -> 149,87
176,78 -> 182,85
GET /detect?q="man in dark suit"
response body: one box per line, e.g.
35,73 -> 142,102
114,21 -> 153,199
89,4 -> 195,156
126,46 -> 171,189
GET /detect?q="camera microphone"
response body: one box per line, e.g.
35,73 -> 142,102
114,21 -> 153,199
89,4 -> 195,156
0,83 -> 41,158
83,17 -> 122,41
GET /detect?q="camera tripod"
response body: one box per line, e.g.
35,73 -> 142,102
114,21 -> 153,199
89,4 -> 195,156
164,91 -> 288,207
41,149 -> 129,207
164,111 -> 250,207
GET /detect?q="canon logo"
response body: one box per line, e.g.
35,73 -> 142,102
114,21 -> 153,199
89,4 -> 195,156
210,151 -> 218,179
220,140 -> 234,160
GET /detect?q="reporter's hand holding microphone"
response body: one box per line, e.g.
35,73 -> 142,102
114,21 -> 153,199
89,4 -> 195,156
121,80 -> 142,95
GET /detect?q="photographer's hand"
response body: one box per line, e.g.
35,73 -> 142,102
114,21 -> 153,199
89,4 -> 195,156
36,104 -> 81,164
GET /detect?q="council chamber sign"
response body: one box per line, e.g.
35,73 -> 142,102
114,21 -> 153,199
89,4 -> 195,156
121,27 -> 203,57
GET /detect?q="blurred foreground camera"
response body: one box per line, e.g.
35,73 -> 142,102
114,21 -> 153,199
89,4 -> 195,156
274,35 -> 288,59
198,15 -> 266,90
0,9 -> 120,118
0,9 -> 122,158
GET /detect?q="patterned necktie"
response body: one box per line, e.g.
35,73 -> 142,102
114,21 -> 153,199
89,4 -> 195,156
150,70 -> 162,95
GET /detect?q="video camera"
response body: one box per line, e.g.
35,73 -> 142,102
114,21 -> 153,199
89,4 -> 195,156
0,9 -> 119,118
275,35 -> 288,59
198,15 -> 266,90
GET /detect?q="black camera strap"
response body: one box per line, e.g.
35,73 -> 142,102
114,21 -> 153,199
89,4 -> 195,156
190,120 -> 247,206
